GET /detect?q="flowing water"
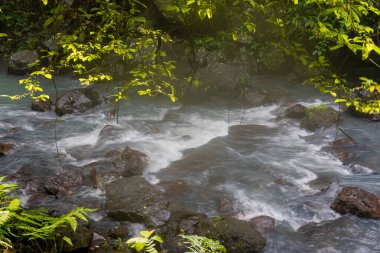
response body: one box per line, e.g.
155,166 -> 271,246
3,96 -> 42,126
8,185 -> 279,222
1,68 -> 379,252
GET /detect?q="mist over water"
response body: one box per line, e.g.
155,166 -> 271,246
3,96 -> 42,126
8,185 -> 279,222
1,72 -> 379,252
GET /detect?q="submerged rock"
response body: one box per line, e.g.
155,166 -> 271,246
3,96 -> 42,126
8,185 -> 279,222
55,88 -> 103,116
0,143 -> 15,156
300,106 -> 338,131
8,50 -> 38,74
106,176 -> 170,227
331,187 -> 380,219
195,216 -> 266,253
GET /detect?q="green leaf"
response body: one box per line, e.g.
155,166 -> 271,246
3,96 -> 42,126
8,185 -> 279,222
0,33 -> 8,37
42,0 -> 48,5
62,236 -> 73,246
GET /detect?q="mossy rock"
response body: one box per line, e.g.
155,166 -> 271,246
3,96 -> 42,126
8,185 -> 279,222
300,106 -> 338,131
194,216 -> 266,253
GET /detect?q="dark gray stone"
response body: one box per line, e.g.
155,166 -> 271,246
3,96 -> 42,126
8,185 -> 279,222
106,176 -> 170,227
31,98 -> 53,112
55,88 -> 103,116
62,223 -> 93,252
120,147 -> 147,177
43,170 -> 85,195
284,104 -> 307,119
195,216 -> 266,253
8,50 -> 38,74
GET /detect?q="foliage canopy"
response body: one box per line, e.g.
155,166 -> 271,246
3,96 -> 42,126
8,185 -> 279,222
1,0 -> 379,113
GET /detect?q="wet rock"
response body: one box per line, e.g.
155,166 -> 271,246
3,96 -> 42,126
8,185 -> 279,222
248,216 -> 275,238
0,143 -> 15,156
159,180 -> 192,196
307,176 -> 334,192
55,88 -> 103,116
120,147 -> 147,177
157,204 -> 206,239
195,216 -> 266,253
106,176 -> 170,227
97,125 -> 122,145
239,88 -> 267,107
8,50 -> 38,74
108,226 -> 129,239
219,198 -> 236,216
330,138 -> 356,148
62,223 -> 93,252
335,152 -> 355,165
284,104 -> 306,119
331,187 -> 380,219
43,170 -> 85,195
31,98 -> 53,112
300,106 -> 338,131
327,138 -> 357,164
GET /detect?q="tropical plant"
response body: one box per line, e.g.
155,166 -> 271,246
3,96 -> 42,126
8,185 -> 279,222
0,176 -> 94,252
126,230 -> 163,253
180,234 -> 226,253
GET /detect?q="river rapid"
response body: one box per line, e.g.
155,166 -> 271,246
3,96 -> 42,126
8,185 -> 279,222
1,69 -> 379,253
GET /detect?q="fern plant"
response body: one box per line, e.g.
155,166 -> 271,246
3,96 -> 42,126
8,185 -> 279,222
126,230 -> 163,253
180,234 -> 226,253
0,176 -> 94,252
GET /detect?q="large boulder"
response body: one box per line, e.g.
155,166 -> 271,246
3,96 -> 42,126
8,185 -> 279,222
42,170 -> 85,195
239,88 -> 267,107
8,50 -> 38,74
331,187 -> 380,219
284,104 -> 306,119
300,106 -> 338,131
106,176 -> 170,227
195,216 -> 266,253
0,143 -> 16,156
55,88 -> 103,116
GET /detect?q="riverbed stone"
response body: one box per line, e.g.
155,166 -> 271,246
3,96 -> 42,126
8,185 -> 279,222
55,88 -> 103,116
195,216 -> 266,253
106,176 -> 170,227
62,223 -> 93,252
331,187 -> 380,219
8,50 -> 38,74
239,88 -> 267,107
0,143 -> 15,156
42,170 -> 85,195
120,147 -> 147,177
300,106 -> 338,131
248,215 -> 276,238
31,98 -> 53,112
284,104 -> 306,119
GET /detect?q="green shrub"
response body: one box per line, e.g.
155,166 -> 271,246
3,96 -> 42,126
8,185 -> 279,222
0,176 -> 94,252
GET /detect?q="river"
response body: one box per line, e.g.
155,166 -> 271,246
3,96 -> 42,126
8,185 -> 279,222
1,68 -> 379,252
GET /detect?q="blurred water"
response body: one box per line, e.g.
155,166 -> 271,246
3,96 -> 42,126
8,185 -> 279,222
1,69 -> 379,253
